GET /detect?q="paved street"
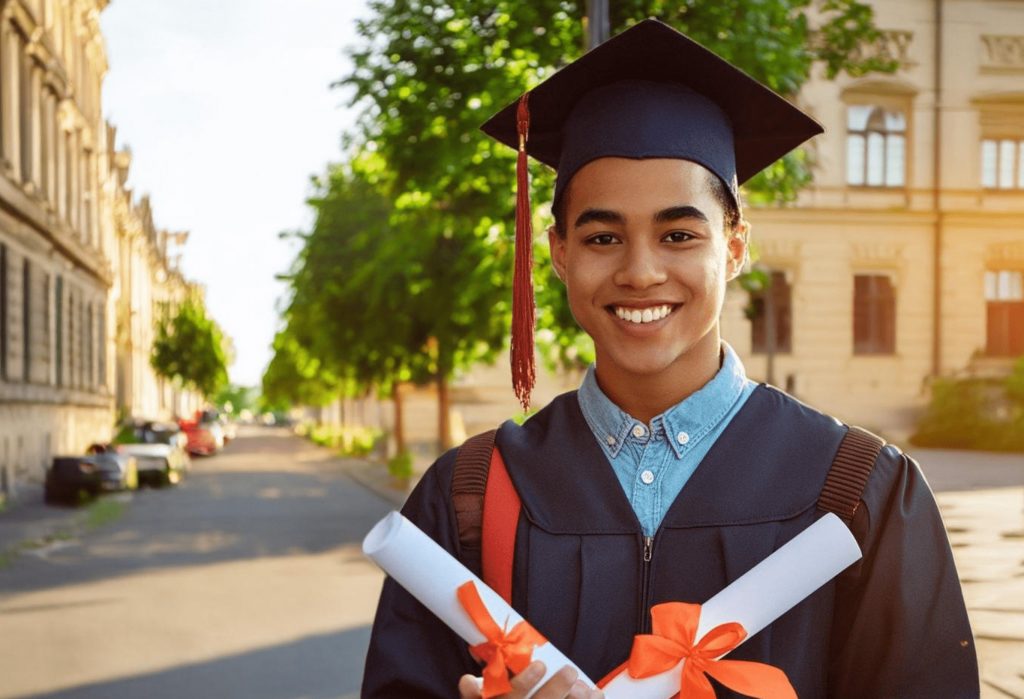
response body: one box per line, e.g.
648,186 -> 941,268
0,430 -> 1021,698
0,427 -> 394,699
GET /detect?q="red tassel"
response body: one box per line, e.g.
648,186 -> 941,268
511,93 -> 535,411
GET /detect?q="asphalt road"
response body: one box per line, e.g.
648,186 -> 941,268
0,426 -> 394,699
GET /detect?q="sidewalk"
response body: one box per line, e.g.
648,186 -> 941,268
937,487 -> 1024,699
0,483 -> 91,565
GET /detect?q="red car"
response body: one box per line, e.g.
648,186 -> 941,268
178,416 -> 224,456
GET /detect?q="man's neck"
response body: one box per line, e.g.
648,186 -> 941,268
594,336 -> 723,424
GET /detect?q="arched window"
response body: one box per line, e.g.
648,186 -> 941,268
846,105 -> 906,187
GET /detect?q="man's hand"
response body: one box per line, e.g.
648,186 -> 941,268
457,661 -> 604,699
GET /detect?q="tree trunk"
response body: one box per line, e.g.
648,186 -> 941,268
392,383 -> 406,455
437,372 -> 452,451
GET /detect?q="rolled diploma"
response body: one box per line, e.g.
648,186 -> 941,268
363,511 -> 595,694
602,512 -> 862,698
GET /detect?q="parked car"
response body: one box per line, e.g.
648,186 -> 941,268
179,416 -> 224,456
117,443 -> 189,486
44,452 -> 138,504
86,444 -> 140,493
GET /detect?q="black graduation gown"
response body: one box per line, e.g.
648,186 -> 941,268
361,384 -> 979,698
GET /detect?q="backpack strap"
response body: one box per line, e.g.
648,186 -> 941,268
817,425 -> 886,525
481,443 -> 520,605
451,429 -> 497,576
450,428 -> 520,605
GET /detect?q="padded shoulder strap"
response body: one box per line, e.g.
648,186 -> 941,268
817,425 -> 886,525
451,429 -> 497,576
481,445 -> 520,605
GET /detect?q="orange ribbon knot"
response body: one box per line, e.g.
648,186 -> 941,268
457,581 -> 547,699
628,602 -> 796,699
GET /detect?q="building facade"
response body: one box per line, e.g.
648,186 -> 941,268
719,0 -> 1024,438
0,0 -> 200,499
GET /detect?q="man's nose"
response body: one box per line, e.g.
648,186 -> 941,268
613,241 -> 668,289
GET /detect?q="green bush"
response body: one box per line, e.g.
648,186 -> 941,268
304,424 -> 382,457
387,452 -> 414,480
911,373 -> 1024,452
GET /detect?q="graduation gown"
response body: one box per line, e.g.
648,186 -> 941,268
361,384 -> 979,698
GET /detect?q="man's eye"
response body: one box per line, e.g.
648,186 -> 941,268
586,233 -> 619,245
663,231 -> 695,243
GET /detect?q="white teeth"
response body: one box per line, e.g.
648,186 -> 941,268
614,305 -> 674,324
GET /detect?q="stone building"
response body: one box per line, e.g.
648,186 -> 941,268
107,129 -> 201,424
720,0 -> 1024,437
0,0 -> 201,499
0,0 -> 113,497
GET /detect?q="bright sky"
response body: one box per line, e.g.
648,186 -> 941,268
100,0 -> 368,388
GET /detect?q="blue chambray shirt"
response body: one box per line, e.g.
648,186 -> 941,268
577,342 -> 757,536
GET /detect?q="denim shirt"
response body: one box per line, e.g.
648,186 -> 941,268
577,343 -> 757,536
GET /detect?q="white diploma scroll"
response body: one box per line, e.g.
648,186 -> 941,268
362,511 -> 595,695
601,512 -> 862,698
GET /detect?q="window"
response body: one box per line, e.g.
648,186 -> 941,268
22,259 -> 30,382
97,302 -> 105,386
55,275 -> 62,386
854,274 -> 896,355
985,270 -> 1024,357
751,270 -> 793,354
86,302 -> 92,387
0,243 -> 6,381
847,105 -> 906,187
981,139 -> 1024,189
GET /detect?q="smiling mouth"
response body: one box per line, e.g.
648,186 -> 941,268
607,304 -> 679,325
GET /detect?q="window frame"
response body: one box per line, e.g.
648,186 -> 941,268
853,273 -> 897,356
750,269 -> 794,355
842,89 -> 914,191
984,269 -> 1024,357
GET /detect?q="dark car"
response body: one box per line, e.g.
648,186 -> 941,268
44,453 -> 137,504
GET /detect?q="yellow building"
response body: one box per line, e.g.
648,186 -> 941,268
0,0 -> 201,499
722,0 -> 1024,439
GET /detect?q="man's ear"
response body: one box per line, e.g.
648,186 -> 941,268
725,221 -> 750,282
548,226 -> 567,283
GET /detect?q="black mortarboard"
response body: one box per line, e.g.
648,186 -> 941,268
480,18 -> 823,409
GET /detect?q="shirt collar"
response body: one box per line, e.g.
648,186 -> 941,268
577,342 -> 751,460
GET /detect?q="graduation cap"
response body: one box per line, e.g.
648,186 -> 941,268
480,18 -> 823,410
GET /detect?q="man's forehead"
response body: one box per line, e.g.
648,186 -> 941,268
565,158 -> 722,206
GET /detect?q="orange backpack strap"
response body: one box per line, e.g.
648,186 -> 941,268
817,425 -> 886,525
451,428 -> 520,605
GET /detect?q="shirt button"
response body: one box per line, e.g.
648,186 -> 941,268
605,435 -> 616,446
632,424 -> 647,438
640,470 -> 655,485
677,431 -> 690,445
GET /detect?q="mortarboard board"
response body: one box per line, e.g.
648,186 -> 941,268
480,18 -> 823,410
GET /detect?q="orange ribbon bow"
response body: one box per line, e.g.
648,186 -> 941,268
457,581 -> 548,699
627,602 -> 796,699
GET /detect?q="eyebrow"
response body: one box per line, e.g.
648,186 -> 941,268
574,205 -> 710,229
654,206 -> 709,224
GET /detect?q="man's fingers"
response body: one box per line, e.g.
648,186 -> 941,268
509,661 -> 546,694
531,665 -> 579,698
457,673 -> 483,699
458,663 -> 601,699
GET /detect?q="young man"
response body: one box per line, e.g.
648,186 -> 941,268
362,19 -> 978,699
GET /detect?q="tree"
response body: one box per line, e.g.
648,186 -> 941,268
342,0 -> 899,386
151,296 -> 230,399
261,328 -> 341,410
